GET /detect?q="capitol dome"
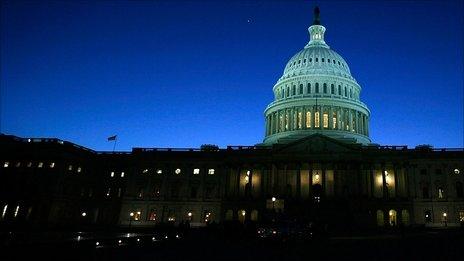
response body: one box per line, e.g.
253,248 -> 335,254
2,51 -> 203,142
263,7 -> 371,145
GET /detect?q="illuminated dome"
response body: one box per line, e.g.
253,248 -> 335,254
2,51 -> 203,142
263,7 -> 371,145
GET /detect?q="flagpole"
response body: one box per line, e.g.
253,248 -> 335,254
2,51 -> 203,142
112,139 -> 117,152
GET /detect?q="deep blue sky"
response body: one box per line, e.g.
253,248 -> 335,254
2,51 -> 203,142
1,0 -> 463,151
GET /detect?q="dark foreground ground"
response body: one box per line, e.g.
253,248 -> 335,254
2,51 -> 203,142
1,227 -> 464,261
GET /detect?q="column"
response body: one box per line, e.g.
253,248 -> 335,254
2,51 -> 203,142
381,163 -> 388,199
302,106 -> 307,130
329,106 -> 334,129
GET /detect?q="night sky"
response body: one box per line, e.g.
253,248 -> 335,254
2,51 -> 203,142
1,0 -> 463,151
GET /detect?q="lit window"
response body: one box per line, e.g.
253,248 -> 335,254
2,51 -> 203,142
193,168 -> 200,175
175,168 -> 181,174
110,171 -> 115,177
27,162 -> 32,168
455,169 -> 460,174
285,114 -> 289,130
156,169 -> 162,174
38,162 -> 43,168
315,112 -> 320,128
306,112 -> 311,128
459,211 -> 464,222
77,167 -> 82,173
438,188 -> 444,199
332,113 -> 337,129
106,188 -> 111,197
121,172 -> 125,177
323,113 -> 328,128
134,211 -> 141,221
208,169 -> 215,175
138,188 -> 143,198
117,188 -> 122,197
148,210 -> 157,221
68,165 -> 73,171
15,162 -> 21,167
14,205 -> 19,217
1,204 -> 7,219
3,162 -> 9,168
298,112 -> 302,129
142,169 -> 149,174
50,162 -> 55,168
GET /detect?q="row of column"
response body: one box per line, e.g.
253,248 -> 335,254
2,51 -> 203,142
265,106 -> 369,136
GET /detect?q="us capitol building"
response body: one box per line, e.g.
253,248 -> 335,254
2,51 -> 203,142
1,8 -> 463,230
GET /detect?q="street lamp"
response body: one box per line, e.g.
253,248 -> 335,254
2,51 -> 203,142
443,212 -> 448,227
129,212 -> 134,229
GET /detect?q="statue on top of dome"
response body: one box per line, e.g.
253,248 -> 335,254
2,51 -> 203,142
313,6 -> 321,25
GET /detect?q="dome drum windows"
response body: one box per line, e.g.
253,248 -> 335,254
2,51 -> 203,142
323,83 -> 327,94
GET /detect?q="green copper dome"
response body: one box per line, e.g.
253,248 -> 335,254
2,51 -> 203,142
262,7 -> 371,145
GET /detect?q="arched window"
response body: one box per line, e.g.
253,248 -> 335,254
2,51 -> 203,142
303,58 -> 306,63
328,59 -> 331,63
401,210 -> 410,226
298,60 -> 301,64
286,87 -> 290,97
456,182 -> 463,198
323,83 -> 327,93
292,86 -> 296,95
299,84 -> 303,94
331,84 -> 335,94
238,209 -> 246,223
281,88 -> 284,98
315,83 -> 319,93
376,210 -> 384,227
315,57 -> 318,62
333,59 -> 335,64
338,61 -> 341,65
344,87 -> 347,97
322,58 -> 325,62
307,83 -> 311,93
338,85 -> 341,95
309,58 -> 312,62
388,209 -> 397,226
251,210 -> 258,221
349,89 -> 352,98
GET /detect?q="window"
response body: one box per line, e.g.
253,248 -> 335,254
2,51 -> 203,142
338,85 -> 341,95
315,83 -> 319,93
344,87 -> 347,97
15,162 -> 20,167
14,205 -> 19,217
292,86 -> 296,95
315,112 -> 320,128
110,171 -> 115,177
298,60 -> 301,64
338,61 -> 340,65
333,59 -> 335,64
68,165 -> 73,171
299,84 -> 303,94
134,211 -> 141,221
456,182 -> 463,198
1,204 -> 7,219
120,172 -> 125,178
422,186 -> 429,198
156,169 -> 163,174
459,211 -> 464,223
303,59 -> 306,63
285,113 -> 289,130
315,58 -> 318,62
376,210 -> 384,227
148,210 -> 157,221
331,84 -> 334,94
142,169 -> 149,174
3,162 -> 9,168
309,58 -> 312,62
323,83 -> 327,93
138,188 -> 144,198
454,169 -> 460,174
424,210 -> 432,222
328,59 -> 331,63
27,162 -> 32,168
77,167 -> 82,173
349,89 -> 352,98
175,168 -> 181,174
306,112 -> 311,128
298,112 -> 302,129
50,162 -> 55,168
38,162 -> 43,168
193,168 -> 200,175
332,113 -> 337,129
106,188 -> 111,197
323,113 -> 328,128
307,83 -> 311,93
438,187 -> 444,199
208,169 -> 215,175
118,188 -> 122,197
322,58 -> 325,62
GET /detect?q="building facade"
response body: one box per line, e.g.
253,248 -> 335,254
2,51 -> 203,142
1,8 -> 463,230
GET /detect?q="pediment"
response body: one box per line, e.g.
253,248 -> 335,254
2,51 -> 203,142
273,134 -> 360,153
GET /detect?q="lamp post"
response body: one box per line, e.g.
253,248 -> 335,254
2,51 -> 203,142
129,212 -> 134,229
443,212 -> 447,227
271,197 -> 276,222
